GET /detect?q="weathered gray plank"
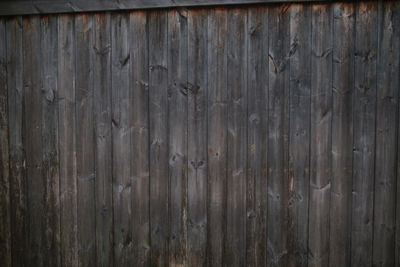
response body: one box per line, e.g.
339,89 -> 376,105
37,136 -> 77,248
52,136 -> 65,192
207,8 -> 228,267
309,4 -> 332,267
330,3 -> 354,267
148,10 -> 169,267
0,0 -> 338,16
58,14 -> 78,267
6,17 -> 27,267
187,8 -> 208,267
373,2 -> 399,266
40,15 -> 60,267
130,10 -> 150,267
246,6 -> 268,267
168,8 -> 189,267
225,7 -> 247,267
0,17 -> 11,267
22,16 -> 45,266
111,12 -> 132,266
93,12 -> 113,267
111,14 -> 134,266
74,14 -> 96,267
287,4 -> 311,267
351,2 -> 378,266
266,4 -> 290,267
396,3 -> 400,265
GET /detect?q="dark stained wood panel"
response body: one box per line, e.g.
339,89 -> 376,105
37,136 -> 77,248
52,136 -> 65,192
287,4 -> 311,267
93,12 -> 113,267
1,2 -> 399,266
187,8 -> 208,267
0,17 -> 11,267
330,3 -> 354,267
246,6 -> 268,267
308,4 -> 332,267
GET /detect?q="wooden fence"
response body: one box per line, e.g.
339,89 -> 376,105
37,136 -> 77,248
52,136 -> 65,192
0,1 -> 400,266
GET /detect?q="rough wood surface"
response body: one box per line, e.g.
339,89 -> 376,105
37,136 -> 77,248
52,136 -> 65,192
40,15 -> 61,267
0,17 -> 11,267
246,6 -> 268,267
1,2 -> 399,266
93,12 -> 113,267
58,14 -> 79,267
287,4 -> 311,267
207,8 -> 228,267
351,2 -> 378,266
373,2 -> 399,266
187,8 -> 208,267
148,9 -> 169,267
330,3 -> 354,267
111,13 -> 132,266
266,4 -> 290,267
130,10 -> 151,267
75,14 -> 96,267
308,4 -> 332,267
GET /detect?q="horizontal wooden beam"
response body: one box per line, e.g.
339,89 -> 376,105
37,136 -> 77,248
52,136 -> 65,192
0,0 -> 332,16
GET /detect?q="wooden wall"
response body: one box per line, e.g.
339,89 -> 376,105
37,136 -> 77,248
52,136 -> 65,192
1,1 -> 400,266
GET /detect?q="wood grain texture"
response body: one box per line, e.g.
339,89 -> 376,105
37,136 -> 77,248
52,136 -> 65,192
351,2 -> 377,266
187,9 -> 208,267
225,7 -> 247,267
40,15 -> 61,267
130,10 -> 151,267
308,4 -> 332,267
75,14 -> 96,267
148,9 -> 169,267
0,17 -> 11,267
111,12 -> 132,266
266,4 -> 290,267
373,2 -> 399,266
246,6 -> 268,267
207,8 -> 228,267
168,8 -> 189,267
93,12 -> 113,267
330,3 -> 354,267
0,2 -> 399,266
58,14 -> 79,267
22,16 -> 45,266
287,4 -> 311,267
6,17 -> 27,267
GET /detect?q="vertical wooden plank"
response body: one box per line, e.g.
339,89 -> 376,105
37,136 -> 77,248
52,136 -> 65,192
111,12 -> 132,266
58,14 -> 78,267
75,13 -> 96,267
93,12 -> 113,267
22,16 -> 44,266
168,8 -> 188,267
266,4 -> 290,267
7,17 -> 27,267
225,7 -> 247,267
330,3 -> 354,267
148,10 -> 169,267
0,17 -> 11,267
187,8 -> 208,267
246,6 -> 268,267
207,8 -> 227,267
396,4 -> 400,267
130,10 -> 150,267
309,4 -> 332,267
351,2 -> 378,266
40,15 -> 60,267
287,4 -> 311,267
373,2 -> 399,266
